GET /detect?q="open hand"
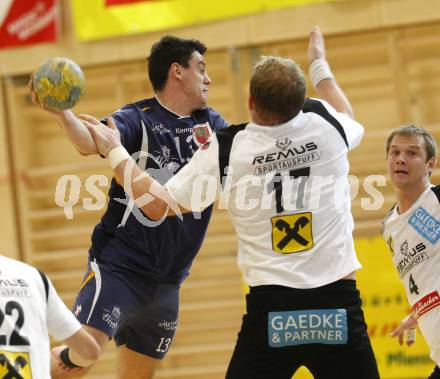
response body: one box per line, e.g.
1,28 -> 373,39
308,25 -> 326,64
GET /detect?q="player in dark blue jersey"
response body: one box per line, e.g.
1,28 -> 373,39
31,36 -> 227,379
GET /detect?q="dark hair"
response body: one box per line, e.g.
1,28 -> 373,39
148,35 -> 207,92
386,124 -> 437,161
250,56 -> 306,124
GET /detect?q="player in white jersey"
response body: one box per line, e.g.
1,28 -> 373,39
78,26 -> 379,378
383,124 -> 440,379
0,255 -> 101,378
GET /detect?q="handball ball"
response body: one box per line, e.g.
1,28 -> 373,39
33,57 -> 85,111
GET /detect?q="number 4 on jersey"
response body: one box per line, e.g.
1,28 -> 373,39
409,274 -> 419,295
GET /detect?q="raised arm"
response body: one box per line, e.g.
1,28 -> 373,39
29,77 -> 98,155
307,26 -> 354,119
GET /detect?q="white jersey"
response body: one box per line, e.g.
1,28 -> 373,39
382,185 -> 440,364
167,98 -> 363,289
0,255 -> 81,378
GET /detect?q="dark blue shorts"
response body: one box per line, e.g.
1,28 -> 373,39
226,280 -> 380,379
429,366 -> 440,379
73,258 -> 179,359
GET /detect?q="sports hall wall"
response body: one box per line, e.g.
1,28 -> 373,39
1,0 -> 440,378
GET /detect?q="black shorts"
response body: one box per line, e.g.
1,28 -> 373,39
226,279 -> 380,379
429,366 -> 440,379
73,258 -> 179,359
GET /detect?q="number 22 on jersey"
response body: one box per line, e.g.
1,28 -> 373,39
0,301 -> 32,379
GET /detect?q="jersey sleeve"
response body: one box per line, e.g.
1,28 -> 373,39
166,135 -> 221,212
209,109 -> 228,131
45,276 -> 81,341
316,98 -> 364,150
101,108 -> 140,153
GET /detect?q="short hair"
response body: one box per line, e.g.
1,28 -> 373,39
386,124 -> 437,161
250,56 -> 306,124
148,36 -> 207,92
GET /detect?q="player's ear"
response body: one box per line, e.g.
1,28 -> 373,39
427,156 -> 437,176
171,63 -> 183,80
248,95 -> 255,111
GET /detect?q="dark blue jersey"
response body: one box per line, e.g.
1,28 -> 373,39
90,97 -> 227,284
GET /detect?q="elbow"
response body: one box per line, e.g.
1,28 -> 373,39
89,344 -> 101,362
83,340 -> 101,362
140,200 -> 172,220
141,206 -> 167,221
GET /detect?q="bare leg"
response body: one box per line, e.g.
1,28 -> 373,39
117,345 -> 160,379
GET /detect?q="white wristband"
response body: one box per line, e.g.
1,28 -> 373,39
309,58 -> 334,88
108,146 -> 131,169
405,328 -> 416,343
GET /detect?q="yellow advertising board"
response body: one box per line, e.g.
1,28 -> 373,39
71,0 -> 341,41
355,236 -> 432,378
290,236 -> 433,378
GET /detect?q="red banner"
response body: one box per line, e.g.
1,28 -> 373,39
0,0 -> 58,49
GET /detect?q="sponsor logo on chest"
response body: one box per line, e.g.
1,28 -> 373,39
409,207 -> 440,244
0,277 -> 31,298
0,351 -> 32,378
396,240 -> 429,278
151,123 -> 170,135
192,122 -> 212,147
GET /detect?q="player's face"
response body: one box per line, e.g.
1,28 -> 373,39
181,51 -> 211,111
387,134 -> 435,190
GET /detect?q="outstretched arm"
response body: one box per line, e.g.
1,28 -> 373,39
79,114 -> 186,220
29,76 -> 98,155
55,110 -> 98,155
308,25 -> 354,119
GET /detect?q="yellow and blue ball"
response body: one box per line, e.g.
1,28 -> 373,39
33,57 -> 85,111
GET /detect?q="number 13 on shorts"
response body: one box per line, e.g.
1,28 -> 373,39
156,337 -> 171,353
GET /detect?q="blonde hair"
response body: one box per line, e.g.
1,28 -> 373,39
386,125 -> 437,161
250,56 -> 306,124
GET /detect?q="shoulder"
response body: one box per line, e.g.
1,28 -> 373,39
381,204 -> 398,235
193,107 -> 228,130
430,185 -> 440,204
0,255 -> 40,281
0,255 -> 29,271
111,98 -> 159,134
382,204 -> 397,225
216,123 -> 248,142
113,98 -> 156,118
302,98 -> 326,112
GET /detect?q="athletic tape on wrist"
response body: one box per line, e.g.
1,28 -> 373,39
309,58 -> 334,88
59,347 -> 81,369
108,145 -> 131,169
405,328 -> 416,343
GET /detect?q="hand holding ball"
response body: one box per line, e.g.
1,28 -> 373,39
32,57 -> 85,111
